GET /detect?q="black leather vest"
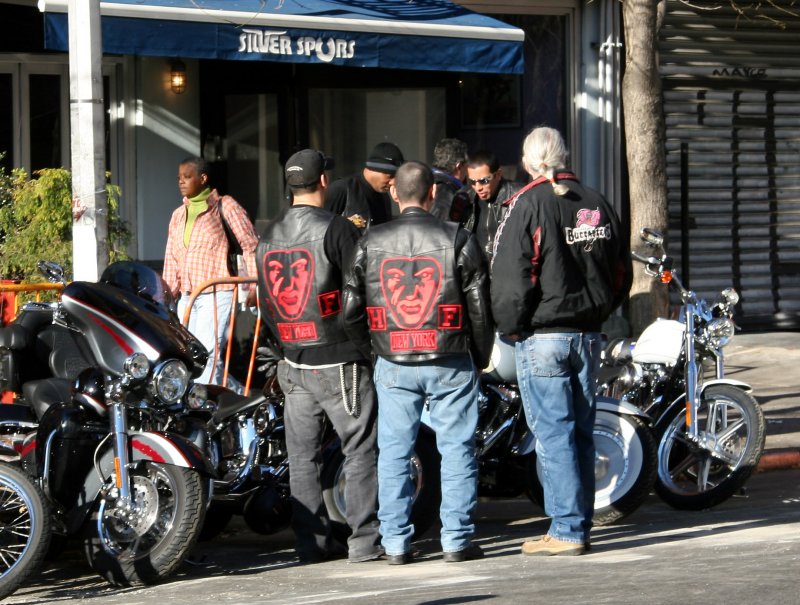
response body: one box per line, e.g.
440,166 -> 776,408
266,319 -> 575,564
363,215 -> 471,357
256,206 -> 349,351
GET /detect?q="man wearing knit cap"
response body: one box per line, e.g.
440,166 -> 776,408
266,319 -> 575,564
325,141 -> 404,232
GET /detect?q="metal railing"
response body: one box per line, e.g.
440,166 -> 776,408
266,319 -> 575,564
0,282 -> 64,325
180,276 -> 261,395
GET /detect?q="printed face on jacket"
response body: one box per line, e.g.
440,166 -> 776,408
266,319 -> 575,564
380,257 -> 442,329
263,249 -> 314,320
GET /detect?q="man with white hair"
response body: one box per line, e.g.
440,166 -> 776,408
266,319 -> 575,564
490,126 -> 632,556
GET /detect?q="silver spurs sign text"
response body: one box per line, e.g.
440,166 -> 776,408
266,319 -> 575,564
238,28 -> 356,63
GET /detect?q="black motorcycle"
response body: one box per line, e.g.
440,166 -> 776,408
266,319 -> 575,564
0,261 -> 213,586
177,350 -> 440,543
174,372 -> 294,541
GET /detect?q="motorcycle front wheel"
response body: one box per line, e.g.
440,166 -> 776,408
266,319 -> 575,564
83,462 -> 207,586
526,410 -> 658,525
322,428 -> 441,540
655,384 -> 766,510
0,464 -> 51,600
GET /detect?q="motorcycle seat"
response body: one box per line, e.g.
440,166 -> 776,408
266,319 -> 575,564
211,389 -> 259,426
22,378 -> 72,420
0,324 -> 33,350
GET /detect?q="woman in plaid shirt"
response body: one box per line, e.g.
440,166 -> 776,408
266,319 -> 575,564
163,156 -> 258,387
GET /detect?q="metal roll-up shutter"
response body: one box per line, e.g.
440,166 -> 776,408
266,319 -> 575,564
660,1 -> 800,330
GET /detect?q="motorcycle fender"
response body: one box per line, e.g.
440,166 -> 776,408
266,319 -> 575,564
0,443 -> 20,462
699,379 -> 753,394
596,395 -> 652,420
654,380 -> 756,432
515,396 -> 651,457
64,431 -> 214,534
128,431 -> 216,476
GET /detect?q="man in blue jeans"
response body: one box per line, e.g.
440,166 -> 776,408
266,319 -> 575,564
343,161 -> 494,564
491,127 -> 632,556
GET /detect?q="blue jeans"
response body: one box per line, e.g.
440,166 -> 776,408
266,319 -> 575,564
278,361 -> 380,559
515,332 -> 600,544
177,290 -> 234,386
374,355 -> 479,556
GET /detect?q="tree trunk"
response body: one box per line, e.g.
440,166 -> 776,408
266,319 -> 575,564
621,0 -> 670,335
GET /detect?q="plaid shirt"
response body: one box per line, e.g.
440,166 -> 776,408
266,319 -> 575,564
163,189 -> 258,296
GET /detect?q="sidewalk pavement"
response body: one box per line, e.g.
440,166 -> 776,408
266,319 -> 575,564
723,331 -> 800,471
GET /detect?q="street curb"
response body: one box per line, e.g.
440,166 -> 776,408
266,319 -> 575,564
756,449 -> 800,472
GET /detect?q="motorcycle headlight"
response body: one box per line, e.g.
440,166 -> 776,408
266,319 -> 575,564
706,317 -> 735,348
186,383 -> 213,410
152,359 -> 190,404
124,352 -> 150,381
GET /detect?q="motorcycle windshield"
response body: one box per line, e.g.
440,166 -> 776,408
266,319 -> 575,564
100,261 -> 175,313
61,276 -> 207,378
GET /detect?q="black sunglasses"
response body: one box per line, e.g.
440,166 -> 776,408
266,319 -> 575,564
467,173 -> 495,186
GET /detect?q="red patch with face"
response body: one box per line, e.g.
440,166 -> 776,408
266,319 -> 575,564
262,249 -> 314,321
380,257 -> 442,330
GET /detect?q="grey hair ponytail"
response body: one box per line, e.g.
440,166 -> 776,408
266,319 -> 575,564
522,127 -> 569,196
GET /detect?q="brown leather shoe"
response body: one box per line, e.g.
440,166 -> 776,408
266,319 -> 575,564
521,535 -> 586,557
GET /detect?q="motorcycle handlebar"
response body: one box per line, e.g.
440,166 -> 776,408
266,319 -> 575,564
631,251 -> 659,265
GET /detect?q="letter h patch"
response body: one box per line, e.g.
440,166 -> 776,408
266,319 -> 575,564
367,306 -> 387,331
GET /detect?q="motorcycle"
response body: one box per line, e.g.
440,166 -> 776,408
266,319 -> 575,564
177,349 -> 440,542
0,260 -> 213,586
172,367 -> 294,542
478,335 -> 656,525
597,228 -> 766,510
323,335 -> 659,529
0,461 -> 51,600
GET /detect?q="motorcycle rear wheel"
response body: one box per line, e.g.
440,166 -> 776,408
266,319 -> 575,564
591,411 -> 657,524
0,464 -> 51,601
526,410 -> 658,525
83,462 -> 207,586
655,385 -> 766,510
321,428 -> 441,541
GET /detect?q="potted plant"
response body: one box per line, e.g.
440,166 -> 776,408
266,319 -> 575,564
0,159 -> 131,318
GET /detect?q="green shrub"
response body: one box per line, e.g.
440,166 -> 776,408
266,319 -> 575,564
0,164 -> 131,284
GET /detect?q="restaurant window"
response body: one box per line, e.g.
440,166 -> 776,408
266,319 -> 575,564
308,88 -> 446,179
0,72 -> 12,171
29,73 -> 64,171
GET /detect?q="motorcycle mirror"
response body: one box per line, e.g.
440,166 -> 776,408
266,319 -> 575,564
721,287 -> 740,306
640,228 -> 664,247
37,260 -> 67,285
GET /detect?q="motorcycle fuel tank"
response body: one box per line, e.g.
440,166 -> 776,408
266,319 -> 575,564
632,318 -> 685,366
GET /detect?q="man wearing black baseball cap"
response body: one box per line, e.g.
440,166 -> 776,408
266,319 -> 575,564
256,148 -> 382,564
325,141 -> 404,231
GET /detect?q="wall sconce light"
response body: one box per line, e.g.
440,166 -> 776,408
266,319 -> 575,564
170,59 -> 186,94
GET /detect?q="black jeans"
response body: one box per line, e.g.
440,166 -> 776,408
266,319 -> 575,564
278,360 -> 379,559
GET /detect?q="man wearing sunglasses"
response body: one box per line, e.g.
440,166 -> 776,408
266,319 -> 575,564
449,150 -> 522,266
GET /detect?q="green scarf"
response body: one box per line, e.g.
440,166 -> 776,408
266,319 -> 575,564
184,188 -> 211,246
